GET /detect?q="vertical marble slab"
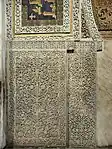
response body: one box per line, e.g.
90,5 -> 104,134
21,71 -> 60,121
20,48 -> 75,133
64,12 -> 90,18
0,0 -> 2,147
0,0 -> 2,79
68,42 -> 96,148
81,42 -> 96,147
97,40 -> 112,146
67,42 -> 82,147
7,49 -> 67,147
0,0 -> 6,148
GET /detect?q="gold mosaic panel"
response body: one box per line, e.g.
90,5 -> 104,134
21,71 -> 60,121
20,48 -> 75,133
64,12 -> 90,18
22,0 -> 63,26
13,0 -> 71,34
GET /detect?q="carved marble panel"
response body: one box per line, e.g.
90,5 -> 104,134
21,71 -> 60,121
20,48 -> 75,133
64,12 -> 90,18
81,7 -> 90,38
68,42 -> 96,148
6,41 -> 97,148
81,42 -> 96,147
2,0 -> 103,148
67,42 -> 82,147
7,50 -> 67,147
82,0 -> 101,40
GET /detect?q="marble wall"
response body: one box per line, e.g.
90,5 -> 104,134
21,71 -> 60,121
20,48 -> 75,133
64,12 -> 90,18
0,1 -> 6,148
97,40 -> 112,146
0,0 -> 112,148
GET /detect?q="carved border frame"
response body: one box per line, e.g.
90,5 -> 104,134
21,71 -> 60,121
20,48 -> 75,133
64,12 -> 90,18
6,0 -> 81,41
6,0 -> 102,42
14,0 -> 71,34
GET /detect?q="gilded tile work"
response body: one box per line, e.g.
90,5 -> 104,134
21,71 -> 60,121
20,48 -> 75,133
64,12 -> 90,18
15,0 -> 70,34
6,0 -> 80,40
22,0 -> 63,26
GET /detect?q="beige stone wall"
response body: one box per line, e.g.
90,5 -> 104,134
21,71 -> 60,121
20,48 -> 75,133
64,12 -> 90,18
97,40 -> 112,146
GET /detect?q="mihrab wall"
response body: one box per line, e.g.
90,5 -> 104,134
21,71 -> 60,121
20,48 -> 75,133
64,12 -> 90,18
2,0 -> 99,148
0,0 -> 112,148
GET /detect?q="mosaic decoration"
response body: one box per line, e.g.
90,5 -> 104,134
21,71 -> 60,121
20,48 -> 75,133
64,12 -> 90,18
6,0 -> 81,40
22,0 -> 63,26
5,0 -> 101,40
14,0 -> 70,34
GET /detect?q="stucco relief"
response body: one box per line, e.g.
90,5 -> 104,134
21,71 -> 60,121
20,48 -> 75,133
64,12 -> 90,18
92,0 -> 112,38
92,0 -> 112,31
